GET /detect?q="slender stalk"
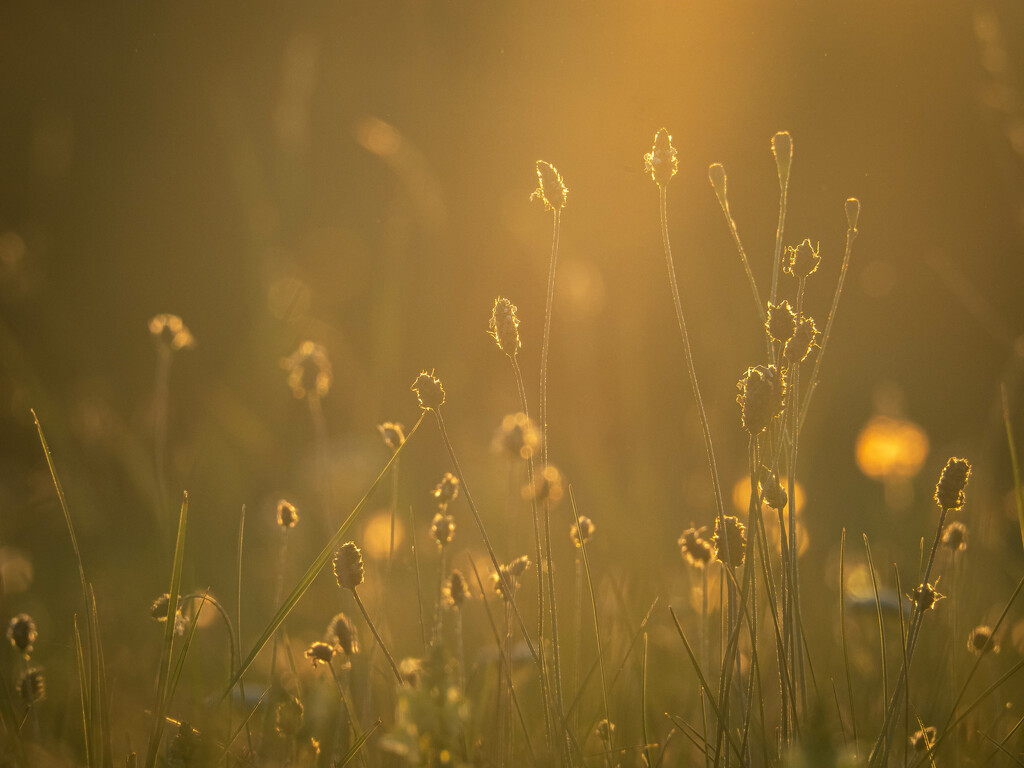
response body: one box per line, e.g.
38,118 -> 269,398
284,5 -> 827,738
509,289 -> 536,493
351,589 -> 403,685
328,662 -> 365,765
408,502 -> 428,652
839,530 -> 858,748
234,506 -> 253,755
268,529 -> 290,680
708,167 -> 765,324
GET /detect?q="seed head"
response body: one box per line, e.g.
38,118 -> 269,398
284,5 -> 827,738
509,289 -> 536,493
712,515 -> 747,568
304,641 -> 335,668
377,422 -> 405,453
150,594 -> 188,635
333,543 -> 365,591
736,365 -> 786,435
596,718 -> 615,743
644,128 -> 678,187
274,695 -> 304,737
276,499 -> 299,529
491,557 -> 530,601
18,667 -> 45,706
523,465 -> 564,506
784,315 -> 819,364
327,612 -> 360,656
167,722 -> 201,768
430,512 -> 455,548
910,726 -> 936,753
283,341 -> 332,399
493,412 -> 540,461
507,555 -> 531,578
6,614 -> 37,657
771,132 -> 793,187
908,581 -> 945,612
678,527 -> 713,568
968,625 -> 999,656
411,371 -> 445,410
433,472 -> 460,508
935,457 -> 972,511
571,516 -> 595,548
149,314 -> 196,352
399,657 -> 423,687
758,469 -> 789,511
941,521 -> 968,552
783,238 -> 821,279
530,160 -> 567,210
765,300 -> 797,345
708,163 -> 728,207
488,297 -> 521,357
444,570 -> 470,609
845,198 -> 861,231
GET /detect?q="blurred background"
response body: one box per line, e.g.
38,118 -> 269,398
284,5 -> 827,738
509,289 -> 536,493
1,0 -> 1023,756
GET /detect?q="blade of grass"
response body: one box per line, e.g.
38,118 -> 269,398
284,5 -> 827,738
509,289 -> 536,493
863,535 -> 888,722
224,411 -> 424,696
338,718 -> 382,767
0,663 -> 25,766
144,491 -> 190,768
88,585 -> 113,768
74,616 -> 93,768
641,632 -> 652,768
165,593 -> 209,715
893,565 -> 910,768
217,685 -> 270,764
1001,384 -> 1024,553
839,529 -> 858,746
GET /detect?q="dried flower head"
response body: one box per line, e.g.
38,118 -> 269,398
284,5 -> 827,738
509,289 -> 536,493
571,516 -> 595,548
910,726 -> 936,753
149,314 -> 196,351
304,641 -> 335,668
507,555 -> 531,578
377,422 -> 405,452
150,594 -> 189,635
411,371 -> 445,410
430,512 -> 455,547
18,667 -> 45,706
488,297 -> 521,357
765,300 -> 797,345
644,128 -> 678,187
523,465 -> 564,506
736,365 -> 786,435
399,657 -> 423,687
274,695 -> 304,737
845,197 -> 861,231
433,472 -> 460,507
968,625 -> 999,656
596,718 -> 615,743
935,457 -> 972,511
6,614 -> 37,657
493,412 -> 540,460
530,160 -> 568,210
283,341 -> 332,399
276,499 -> 299,529
678,527 -> 713,568
783,238 -> 821,279
941,521 -> 968,552
327,612 -> 360,656
491,558 -> 530,601
758,469 -> 789,511
444,570 -> 470,609
784,315 -> 819,364
908,581 -> 945,612
712,515 -> 747,568
333,543 -> 365,591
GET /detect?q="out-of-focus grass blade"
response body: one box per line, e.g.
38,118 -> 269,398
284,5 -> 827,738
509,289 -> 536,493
1002,384 -> 1024,554
88,585 -> 113,768
224,412 -> 424,697
0,663 -> 26,766
144,491 -> 190,768
165,593 -> 208,716
216,686 -> 270,762
74,616 -> 93,768
337,718 -> 382,767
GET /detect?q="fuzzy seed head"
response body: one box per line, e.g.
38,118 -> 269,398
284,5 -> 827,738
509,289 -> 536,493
771,132 -> 793,185
942,521 -> 968,552
433,472 -> 460,507
431,512 -> 455,547
493,412 -> 540,461
377,422 -> 405,452
737,365 -> 786,435
488,297 -> 522,357
411,371 -> 445,410
571,516 -> 595,548
444,570 -> 470,609
507,555 -> 531,578
765,300 -> 797,345
276,499 -> 299,529
283,340 -> 332,399
935,457 -> 972,511
305,641 -> 335,668
523,465 -> 564,506
909,581 -> 945,612
644,128 -> 678,187
333,543 -> 365,591
784,315 -> 819,364
758,470 -> 789,511
399,657 -> 423,687
18,667 -> 45,706
274,695 -> 304,737
678,527 -> 713,568
910,726 -> 936,753
149,314 -> 196,352
327,612 -> 360,656
6,614 -> 37,657
845,198 -> 861,231
708,163 -> 727,204
712,515 -> 747,568
783,238 -> 821,279
968,625 -> 999,656
531,160 -> 567,210
596,718 -> 615,743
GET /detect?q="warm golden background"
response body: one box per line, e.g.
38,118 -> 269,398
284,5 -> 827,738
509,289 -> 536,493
1,0 -> 1023,751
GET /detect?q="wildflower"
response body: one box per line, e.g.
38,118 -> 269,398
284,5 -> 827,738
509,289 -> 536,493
765,300 -> 797,345
327,612 -> 360,656
678,527 -> 713,568
6,614 -> 37,657
492,412 -> 540,461
283,341 -> 332,399
431,512 -> 455,548
411,371 -> 445,411
644,128 -> 678,187
530,160 -> 568,210
968,625 -> 999,656
523,465 -> 564,506
712,515 -> 747,568
941,521 -> 968,552
909,726 -> 936,753
784,315 -> 819,364
908,581 -> 945,612
274,695 -> 304,737
276,499 -> 299,529
149,314 -> 195,351
596,718 -> 615,743
304,641 -> 335,668
488,297 -> 521,357
444,570 -> 470,609
736,365 -> 785,436
333,543 -> 365,591
935,457 -> 972,511
433,472 -> 460,508
18,667 -> 45,706
783,238 -> 821,279
571,516 -> 595,548
378,422 -> 405,452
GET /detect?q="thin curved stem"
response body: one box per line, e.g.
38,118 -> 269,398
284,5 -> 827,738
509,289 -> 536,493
351,589 -> 403,686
